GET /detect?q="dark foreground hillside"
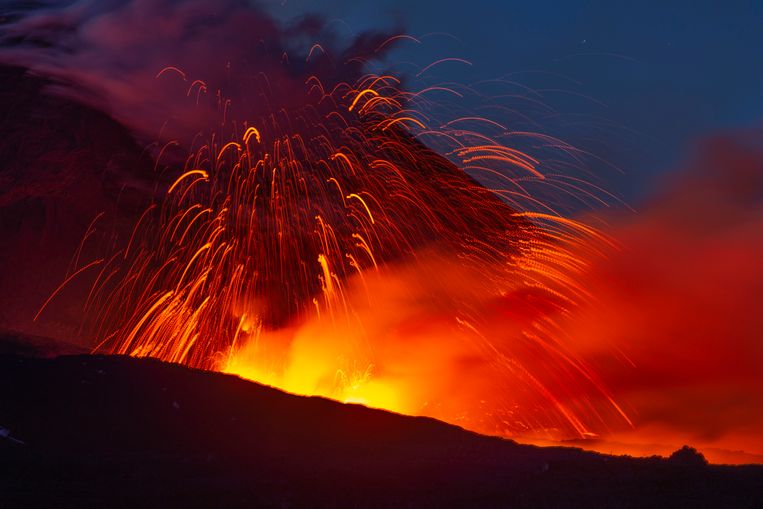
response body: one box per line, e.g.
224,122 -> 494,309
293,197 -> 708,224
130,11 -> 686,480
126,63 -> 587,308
0,345 -> 761,508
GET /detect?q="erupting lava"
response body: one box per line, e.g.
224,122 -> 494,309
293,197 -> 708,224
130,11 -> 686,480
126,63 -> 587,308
75,62 -> 630,441
6,1 -> 763,466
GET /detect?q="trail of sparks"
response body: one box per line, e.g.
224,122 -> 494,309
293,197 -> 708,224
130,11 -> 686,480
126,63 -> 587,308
78,65 -> 629,441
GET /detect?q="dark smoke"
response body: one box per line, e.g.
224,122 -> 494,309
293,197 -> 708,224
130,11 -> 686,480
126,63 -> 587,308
0,0 -> 401,145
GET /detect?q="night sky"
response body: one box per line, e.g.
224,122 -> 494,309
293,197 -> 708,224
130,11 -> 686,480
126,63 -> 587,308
270,0 -> 763,201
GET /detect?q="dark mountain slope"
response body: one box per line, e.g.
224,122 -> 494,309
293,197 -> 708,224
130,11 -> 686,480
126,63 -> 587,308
0,348 -> 761,508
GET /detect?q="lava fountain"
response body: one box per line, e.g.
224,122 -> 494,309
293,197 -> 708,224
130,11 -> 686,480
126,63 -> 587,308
58,58 -> 630,442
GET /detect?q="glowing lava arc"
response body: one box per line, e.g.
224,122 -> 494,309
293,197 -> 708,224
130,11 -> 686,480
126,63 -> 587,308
88,70 -> 630,441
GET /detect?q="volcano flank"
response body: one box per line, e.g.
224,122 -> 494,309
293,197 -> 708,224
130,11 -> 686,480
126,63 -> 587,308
1,334 -> 761,508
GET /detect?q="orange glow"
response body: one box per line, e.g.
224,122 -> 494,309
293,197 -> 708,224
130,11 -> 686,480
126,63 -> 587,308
70,56 -> 763,465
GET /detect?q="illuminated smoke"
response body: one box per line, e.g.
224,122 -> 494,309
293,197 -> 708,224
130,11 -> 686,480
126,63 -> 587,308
557,137 -> 763,463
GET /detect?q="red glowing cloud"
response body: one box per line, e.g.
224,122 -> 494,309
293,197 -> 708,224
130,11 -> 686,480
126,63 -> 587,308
560,137 -> 763,463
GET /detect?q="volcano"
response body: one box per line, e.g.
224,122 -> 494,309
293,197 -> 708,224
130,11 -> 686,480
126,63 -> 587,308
2,1 -> 763,501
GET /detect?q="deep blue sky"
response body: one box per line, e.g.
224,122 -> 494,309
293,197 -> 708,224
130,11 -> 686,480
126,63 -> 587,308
268,0 -> 763,202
